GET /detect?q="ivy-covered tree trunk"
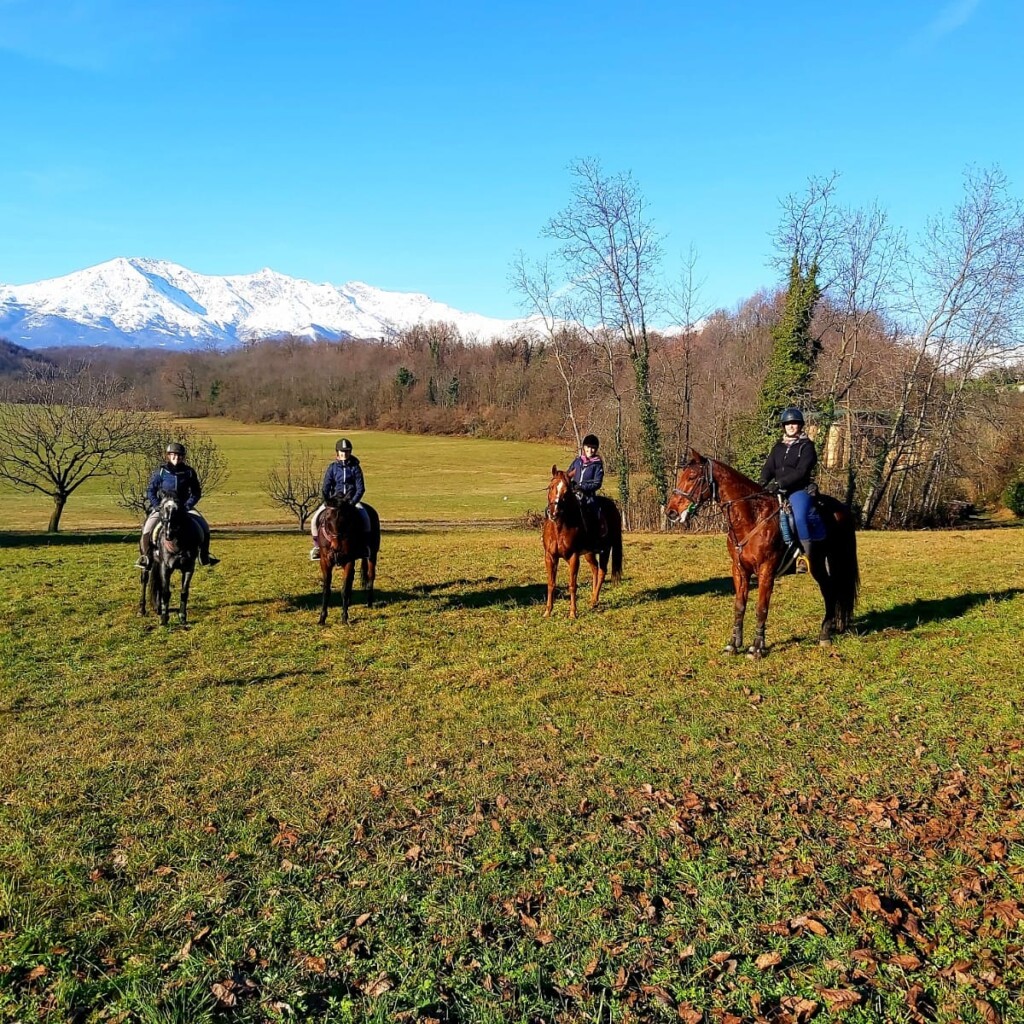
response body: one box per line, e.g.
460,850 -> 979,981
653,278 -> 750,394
734,255 -> 822,477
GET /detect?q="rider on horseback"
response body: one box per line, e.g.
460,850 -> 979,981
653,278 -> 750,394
135,442 -> 219,569
566,434 -> 605,540
310,438 -> 366,560
760,407 -> 822,574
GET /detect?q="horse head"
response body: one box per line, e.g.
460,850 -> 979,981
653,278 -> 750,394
158,495 -> 184,536
667,449 -> 715,525
546,466 -> 577,522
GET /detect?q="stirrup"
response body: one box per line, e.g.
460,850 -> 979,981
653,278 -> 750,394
309,547 -> 320,561
134,555 -> 150,570
795,553 -> 810,574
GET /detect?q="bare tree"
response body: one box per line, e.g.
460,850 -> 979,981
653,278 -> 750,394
0,370 -> 153,531
265,442 -> 322,529
544,158 -> 669,508
114,425 -> 230,519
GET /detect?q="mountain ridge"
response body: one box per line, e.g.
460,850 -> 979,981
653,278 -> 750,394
0,258 -> 524,350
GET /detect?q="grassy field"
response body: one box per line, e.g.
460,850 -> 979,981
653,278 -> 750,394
0,421 -> 570,531
1,518 -> 1022,1023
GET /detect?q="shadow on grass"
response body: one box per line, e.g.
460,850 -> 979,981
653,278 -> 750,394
0,531 -> 135,547
856,588 -> 1024,633
281,588 -> 424,613
632,576 -> 736,603
213,669 -> 328,687
438,581 -> 548,609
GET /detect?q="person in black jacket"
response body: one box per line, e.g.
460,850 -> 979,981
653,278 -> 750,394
759,407 -> 823,573
135,442 -> 219,568
310,438 -> 366,559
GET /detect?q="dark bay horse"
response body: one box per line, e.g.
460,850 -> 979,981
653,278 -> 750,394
543,467 -> 623,618
139,496 -> 201,626
316,497 -> 380,625
666,449 -> 859,657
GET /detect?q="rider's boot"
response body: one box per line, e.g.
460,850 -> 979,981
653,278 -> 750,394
134,539 -> 152,570
199,539 -> 220,567
309,546 -> 320,561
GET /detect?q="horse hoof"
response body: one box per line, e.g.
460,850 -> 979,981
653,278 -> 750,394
723,644 -> 737,654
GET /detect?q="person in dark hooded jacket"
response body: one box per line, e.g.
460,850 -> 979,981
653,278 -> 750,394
310,438 -> 366,559
134,442 -> 219,568
760,407 -> 823,572
566,434 -> 605,538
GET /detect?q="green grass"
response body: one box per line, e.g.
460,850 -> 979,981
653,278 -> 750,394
0,420 -> 570,530
1,523 -> 1023,1022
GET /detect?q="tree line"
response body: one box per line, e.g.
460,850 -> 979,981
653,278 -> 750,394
3,163 -> 1024,531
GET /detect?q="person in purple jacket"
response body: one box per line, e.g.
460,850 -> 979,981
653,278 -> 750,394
310,438 -> 366,559
565,434 -> 605,539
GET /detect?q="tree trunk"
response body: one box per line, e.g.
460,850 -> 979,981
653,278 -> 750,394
48,495 -> 66,533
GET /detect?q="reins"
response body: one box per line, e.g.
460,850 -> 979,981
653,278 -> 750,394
675,459 -> 782,553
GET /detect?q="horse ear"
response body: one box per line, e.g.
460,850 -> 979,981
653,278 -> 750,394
552,464 -> 559,476
688,447 -> 704,463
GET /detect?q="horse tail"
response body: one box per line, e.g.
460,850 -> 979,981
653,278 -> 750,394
823,497 -> 860,632
610,507 -> 623,582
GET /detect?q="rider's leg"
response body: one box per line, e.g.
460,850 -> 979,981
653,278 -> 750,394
135,510 -> 160,569
190,511 -> 219,566
789,490 -> 813,573
310,504 -> 326,559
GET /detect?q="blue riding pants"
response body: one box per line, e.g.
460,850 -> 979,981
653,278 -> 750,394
788,489 -> 826,542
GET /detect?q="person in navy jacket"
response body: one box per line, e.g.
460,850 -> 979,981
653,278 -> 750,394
760,407 -> 823,572
310,438 -> 366,559
566,434 -> 605,538
135,442 -> 219,568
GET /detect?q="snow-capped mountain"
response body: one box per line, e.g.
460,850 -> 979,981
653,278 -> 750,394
0,258 -> 524,350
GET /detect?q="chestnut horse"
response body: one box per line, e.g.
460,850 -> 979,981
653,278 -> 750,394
316,497 -> 380,625
139,495 -> 201,626
666,449 -> 859,657
543,467 -> 623,617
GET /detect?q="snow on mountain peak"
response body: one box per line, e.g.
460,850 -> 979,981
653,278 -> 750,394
0,259 -> 525,350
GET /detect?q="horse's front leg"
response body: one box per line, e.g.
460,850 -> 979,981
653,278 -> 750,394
340,562 -> 355,624
159,569 -> 171,627
586,552 -> 605,609
179,568 -> 193,625
543,551 -> 558,617
748,566 -> 778,659
318,564 -> 333,626
567,552 -> 581,619
725,563 -> 749,654
139,568 -> 149,616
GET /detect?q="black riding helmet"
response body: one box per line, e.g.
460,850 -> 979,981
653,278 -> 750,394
779,407 -> 805,427
166,442 -> 186,457
582,434 -> 600,450
336,438 -> 353,453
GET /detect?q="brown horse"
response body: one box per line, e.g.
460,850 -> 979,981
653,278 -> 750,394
543,467 -> 623,618
666,449 -> 859,657
316,497 -> 380,625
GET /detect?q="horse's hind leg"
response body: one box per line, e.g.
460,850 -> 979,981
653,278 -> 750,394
363,557 -> 376,607
139,570 -> 149,616
567,553 -> 581,619
810,548 -> 835,645
341,562 -> 355,624
159,573 -> 171,626
587,552 -> 605,609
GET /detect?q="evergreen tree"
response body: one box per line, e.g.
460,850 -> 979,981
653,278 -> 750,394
734,255 -> 822,476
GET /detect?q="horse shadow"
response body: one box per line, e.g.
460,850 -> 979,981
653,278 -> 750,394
0,531 -> 135,548
632,577 -> 736,604
437,582 -> 548,610
282,588 -> 424,614
855,588 -> 1024,634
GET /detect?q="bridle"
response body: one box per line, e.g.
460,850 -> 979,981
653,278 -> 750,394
545,475 -> 573,522
671,458 -> 781,552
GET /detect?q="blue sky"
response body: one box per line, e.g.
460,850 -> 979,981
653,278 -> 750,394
1,0 -> 1021,319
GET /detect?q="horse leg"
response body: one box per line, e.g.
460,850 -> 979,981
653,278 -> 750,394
139,568 -> 149,616
748,568 -> 778,659
587,551 -> 605,609
318,564 -> 333,626
725,565 -> 749,654
567,552 -> 580,619
179,568 -> 193,625
341,562 -> 355,624
363,557 -> 376,607
809,544 -> 835,645
543,551 -> 558,617
159,568 -> 171,627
